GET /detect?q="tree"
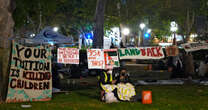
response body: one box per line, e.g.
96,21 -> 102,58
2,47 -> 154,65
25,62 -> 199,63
13,0 -> 57,35
13,0 -> 97,41
93,0 -> 108,48
0,0 -> 15,102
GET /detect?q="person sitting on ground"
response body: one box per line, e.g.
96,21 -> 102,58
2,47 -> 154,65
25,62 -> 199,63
117,68 -> 131,84
115,68 -> 137,102
98,68 -> 117,101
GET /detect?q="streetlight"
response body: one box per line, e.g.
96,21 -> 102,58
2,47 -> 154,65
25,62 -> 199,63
122,28 -> 130,35
140,23 -> 146,46
53,27 -> 59,32
140,23 -> 145,30
122,28 -> 130,46
30,33 -> 35,38
170,21 -> 178,45
147,29 -> 151,33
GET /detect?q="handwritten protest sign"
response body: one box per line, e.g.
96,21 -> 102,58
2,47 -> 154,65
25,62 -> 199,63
119,47 -> 164,59
104,49 -> 120,69
181,42 -> 208,52
6,41 -> 52,103
87,49 -> 104,69
165,46 -> 179,56
58,48 -> 79,64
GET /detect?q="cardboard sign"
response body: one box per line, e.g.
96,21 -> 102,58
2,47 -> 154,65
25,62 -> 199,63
119,47 -> 164,59
57,48 -> 79,64
87,49 -> 104,69
104,49 -> 120,69
181,42 -> 208,52
6,41 -> 52,103
165,46 -> 179,56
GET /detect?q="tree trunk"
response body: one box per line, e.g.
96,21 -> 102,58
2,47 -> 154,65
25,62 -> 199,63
0,0 -> 15,102
93,0 -> 107,48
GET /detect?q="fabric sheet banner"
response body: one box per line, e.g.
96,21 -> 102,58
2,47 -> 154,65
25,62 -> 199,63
181,42 -> 208,52
165,46 -> 179,56
87,49 -> 120,69
6,41 -> 52,103
87,49 -> 105,69
104,49 -> 120,69
118,47 -> 164,59
57,48 -> 79,64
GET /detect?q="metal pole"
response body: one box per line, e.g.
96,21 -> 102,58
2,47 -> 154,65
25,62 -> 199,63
173,32 -> 176,45
141,30 -> 144,46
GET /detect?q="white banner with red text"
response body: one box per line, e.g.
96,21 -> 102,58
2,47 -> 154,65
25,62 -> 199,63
87,49 -> 120,69
57,48 -> 79,64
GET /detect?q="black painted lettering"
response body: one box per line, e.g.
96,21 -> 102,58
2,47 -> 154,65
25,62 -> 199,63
16,45 -> 24,58
41,49 -> 47,58
10,79 -> 16,88
24,48 -> 32,58
34,49 -> 40,58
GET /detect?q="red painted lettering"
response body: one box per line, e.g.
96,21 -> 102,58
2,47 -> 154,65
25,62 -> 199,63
147,48 -> 153,56
156,47 -> 163,56
151,47 -> 157,57
140,49 -> 146,56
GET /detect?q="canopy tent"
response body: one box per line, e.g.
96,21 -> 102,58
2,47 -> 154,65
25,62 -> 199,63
25,27 -> 73,45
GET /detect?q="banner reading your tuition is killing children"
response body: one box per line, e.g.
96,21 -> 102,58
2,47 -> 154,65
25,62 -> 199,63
119,47 -> 164,59
6,41 -> 52,103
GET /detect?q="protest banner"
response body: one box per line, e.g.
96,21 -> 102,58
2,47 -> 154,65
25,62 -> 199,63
104,49 -> 120,69
181,42 -> 208,52
118,47 -> 164,59
57,48 -> 79,64
6,41 -> 52,103
87,49 -> 104,69
165,46 -> 179,56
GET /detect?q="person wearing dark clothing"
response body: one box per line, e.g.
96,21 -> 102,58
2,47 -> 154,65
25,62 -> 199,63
99,69 -> 117,101
167,56 -> 174,72
117,68 -> 131,84
205,55 -> 208,64
171,56 -> 184,78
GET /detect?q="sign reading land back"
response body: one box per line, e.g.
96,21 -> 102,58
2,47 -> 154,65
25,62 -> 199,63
6,41 -> 52,103
118,47 -> 164,59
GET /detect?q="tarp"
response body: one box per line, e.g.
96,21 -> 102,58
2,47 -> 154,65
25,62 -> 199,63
25,27 -> 73,45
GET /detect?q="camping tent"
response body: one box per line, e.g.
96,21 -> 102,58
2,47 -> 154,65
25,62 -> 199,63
25,27 -> 73,45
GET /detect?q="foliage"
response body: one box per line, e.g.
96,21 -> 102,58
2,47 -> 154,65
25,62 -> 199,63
13,0 -> 207,43
13,0 -> 96,38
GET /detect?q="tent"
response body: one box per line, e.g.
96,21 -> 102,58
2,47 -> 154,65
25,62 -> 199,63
25,27 -> 73,45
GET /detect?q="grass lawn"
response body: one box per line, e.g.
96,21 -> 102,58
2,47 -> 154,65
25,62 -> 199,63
0,85 -> 208,110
